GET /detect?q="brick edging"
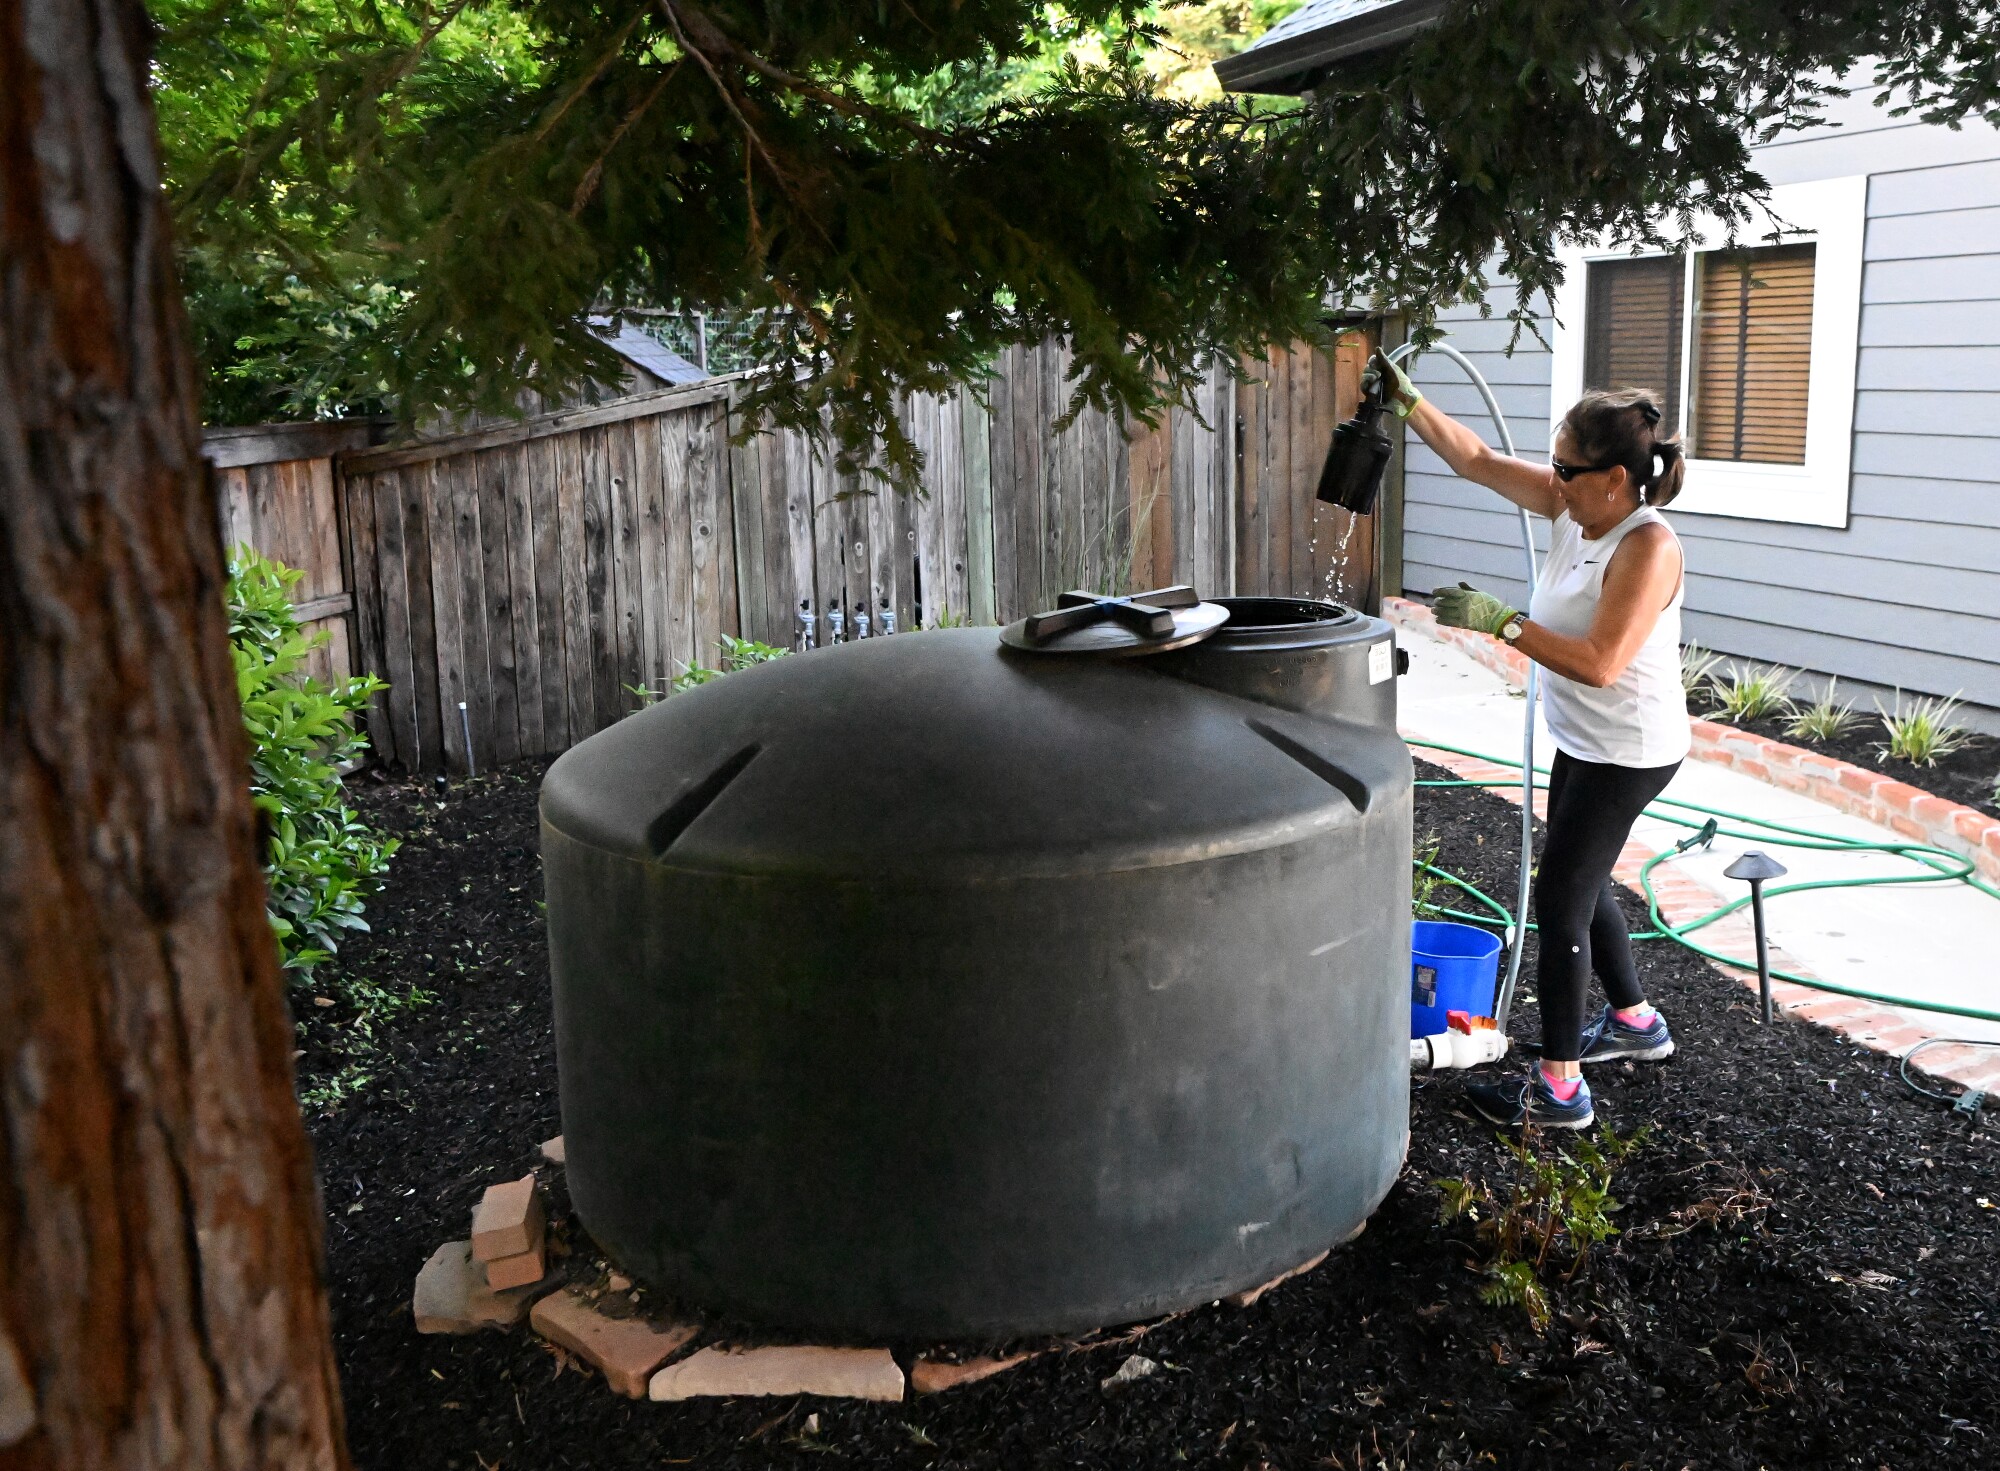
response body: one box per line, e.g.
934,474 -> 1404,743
1383,596 -> 2000,886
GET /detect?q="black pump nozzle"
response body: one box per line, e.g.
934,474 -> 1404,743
1316,378 -> 1394,517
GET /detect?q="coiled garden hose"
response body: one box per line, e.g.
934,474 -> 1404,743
1407,735 -> 2000,1027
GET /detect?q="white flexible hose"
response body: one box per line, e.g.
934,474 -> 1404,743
1387,339 -> 1540,1031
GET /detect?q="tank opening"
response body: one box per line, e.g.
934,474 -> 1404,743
1219,597 -> 1351,629
645,744 -> 763,857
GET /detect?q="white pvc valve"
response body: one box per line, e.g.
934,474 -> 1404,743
1410,1027 -> 1511,1071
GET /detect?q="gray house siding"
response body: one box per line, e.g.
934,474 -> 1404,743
1399,82 -> 2000,723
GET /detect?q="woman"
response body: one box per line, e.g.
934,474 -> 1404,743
1369,352 -> 1689,1129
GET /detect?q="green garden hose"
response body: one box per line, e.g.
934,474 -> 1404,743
1407,736 -> 2000,1026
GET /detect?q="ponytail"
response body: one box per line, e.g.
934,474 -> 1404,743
1647,440 -> 1685,506
1562,388 -> 1685,507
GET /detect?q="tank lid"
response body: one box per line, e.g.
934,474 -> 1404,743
997,585 -> 1228,657
539,627 -> 1403,881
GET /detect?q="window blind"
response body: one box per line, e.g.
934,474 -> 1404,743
1582,254 -> 1685,434
1692,244 -> 1816,466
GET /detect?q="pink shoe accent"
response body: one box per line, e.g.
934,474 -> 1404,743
1614,1004 -> 1657,1027
1539,1067 -> 1583,1102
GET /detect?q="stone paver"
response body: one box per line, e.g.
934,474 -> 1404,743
1223,1249 -> 1329,1309
413,1240 -> 548,1333
649,1345 -> 905,1403
530,1288 -> 699,1398
909,1353 -> 1034,1395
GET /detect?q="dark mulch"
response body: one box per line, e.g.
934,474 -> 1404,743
300,759 -> 2000,1471
1694,697 -> 2000,820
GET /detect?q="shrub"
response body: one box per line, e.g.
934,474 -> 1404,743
1875,691 -> 1971,766
1436,1126 -> 1647,1333
628,634 -> 790,707
1679,643 -> 1724,704
229,545 -> 397,981
1707,662 -> 1797,724
1785,680 -> 1862,743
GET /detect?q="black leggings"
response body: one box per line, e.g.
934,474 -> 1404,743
1535,750 -> 1681,1062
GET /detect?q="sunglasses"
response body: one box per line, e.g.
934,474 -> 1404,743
1551,457 -> 1623,483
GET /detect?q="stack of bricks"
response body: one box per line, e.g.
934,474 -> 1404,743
472,1175 -> 549,1292
1382,596 -> 2000,885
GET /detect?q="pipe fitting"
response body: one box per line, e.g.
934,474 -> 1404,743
1410,1027 -> 1510,1071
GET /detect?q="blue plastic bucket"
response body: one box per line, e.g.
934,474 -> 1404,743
1410,920 -> 1503,1038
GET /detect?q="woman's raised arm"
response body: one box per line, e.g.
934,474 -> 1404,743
1370,352 -> 1563,520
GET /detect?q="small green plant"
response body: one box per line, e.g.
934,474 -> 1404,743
1785,680 -> 1862,743
229,546 -> 397,981
923,605 -> 967,629
296,976 -> 436,1111
1707,662 -> 1797,724
1875,690 -> 1971,766
1412,832 -> 1462,919
1435,1126 -> 1648,1333
629,635 -> 790,707
1680,642 -> 1725,703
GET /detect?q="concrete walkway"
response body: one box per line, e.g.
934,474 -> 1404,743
1397,628 -> 2000,1051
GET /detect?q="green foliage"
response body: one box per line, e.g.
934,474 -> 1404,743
229,546 -> 398,979
628,633 -> 790,707
153,0 -> 543,423
158,0 -> 2000,466
1412,832 -> 1462,919
1679,643 -> 1724,704
1708,662 -> 1797,724
296,976 -> 435,1111
1875,690 -> 1972,767
1436,1125 -> 1647,1334
1785,680 -> 1862,744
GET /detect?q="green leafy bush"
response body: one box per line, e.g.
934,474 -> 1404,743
1707,662 -> 1798,724
1875,690 -> 1971,766
628,634 -> 791,708
1679,643 -> 1724,704
229,545 -> 397,980
1785,680 -> 1862,743
1436,1126 -> 1647,1333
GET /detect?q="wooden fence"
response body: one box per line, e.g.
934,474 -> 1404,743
213,332 -> 1373,773
208,419 -> 383,688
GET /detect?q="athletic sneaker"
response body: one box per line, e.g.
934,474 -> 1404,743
1464,1071 -> 1596,1130
1578,1004 -> 1676,1064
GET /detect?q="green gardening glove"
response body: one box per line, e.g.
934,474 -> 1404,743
1432,581 -> 1518,638
1362,348 -> 1422,419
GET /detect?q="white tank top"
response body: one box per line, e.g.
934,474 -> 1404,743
1527,505 -> 1690,768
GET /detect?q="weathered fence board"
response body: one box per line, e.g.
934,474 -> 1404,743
219,331 -> 1361,772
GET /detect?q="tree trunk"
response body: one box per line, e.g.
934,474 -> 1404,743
0,2 -> 350,1468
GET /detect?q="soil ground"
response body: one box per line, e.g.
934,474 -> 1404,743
300,759 -> 2000,1471
1692,695 -> 2000,820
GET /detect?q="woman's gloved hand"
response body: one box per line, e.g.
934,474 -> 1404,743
1362,349 -> 1422,419
1432,581 -> 1519,638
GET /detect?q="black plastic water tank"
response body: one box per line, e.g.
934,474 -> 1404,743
540,599 -> 1412,1338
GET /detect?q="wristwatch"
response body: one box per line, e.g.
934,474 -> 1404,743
1499,616 -> 1525,644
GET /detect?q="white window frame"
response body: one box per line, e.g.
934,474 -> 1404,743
1549,174 -> 1866,529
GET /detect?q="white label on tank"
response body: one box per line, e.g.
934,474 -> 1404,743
1368,640 -> 1393,684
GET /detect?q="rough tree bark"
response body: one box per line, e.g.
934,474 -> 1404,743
1,2 -> 351,1467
